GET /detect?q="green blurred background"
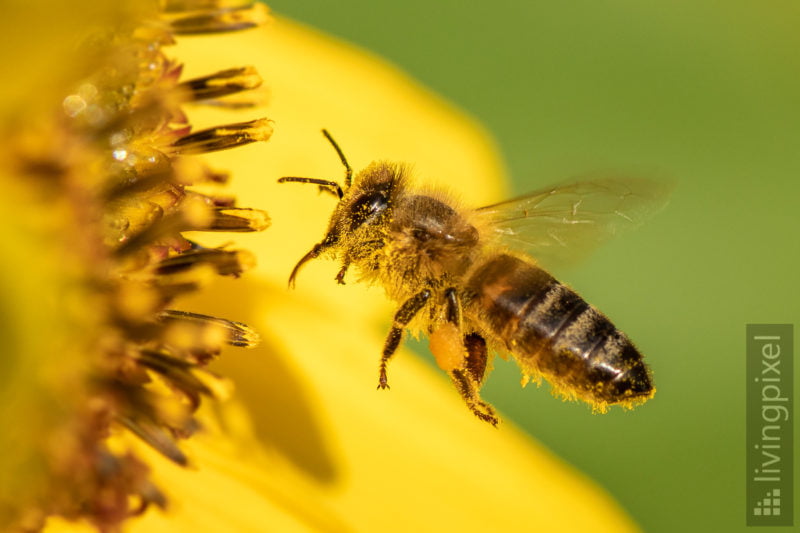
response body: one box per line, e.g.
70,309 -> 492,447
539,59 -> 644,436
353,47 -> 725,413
265,1 -> 799,531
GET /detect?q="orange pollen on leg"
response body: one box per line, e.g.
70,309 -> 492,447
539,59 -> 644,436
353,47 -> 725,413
429,323 -> 466,372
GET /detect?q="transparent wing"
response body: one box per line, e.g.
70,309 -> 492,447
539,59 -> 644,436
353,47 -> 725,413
477,177 -> 672,270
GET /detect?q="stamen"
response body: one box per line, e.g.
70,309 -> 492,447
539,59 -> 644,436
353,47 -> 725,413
153,264 -> 219,298
164,3 -> 271,35
138,351 -> 213,409
179,66 -> 263,101
161,0 -> 254,11
155,248 -> 256,277
117,416 -> 189,466
191,89 -> 270,109
112,211 -> 191,257
169,118 -> 273,155
105,164 -> 176,200
206,206 -> 270,232
160,310 -> 260,348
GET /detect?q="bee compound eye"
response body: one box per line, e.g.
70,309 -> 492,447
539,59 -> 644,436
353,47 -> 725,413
349,192 -> 388,229
412,227 -> 431,242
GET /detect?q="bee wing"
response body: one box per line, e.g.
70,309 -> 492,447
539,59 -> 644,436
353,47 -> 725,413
477,178 -> 671,270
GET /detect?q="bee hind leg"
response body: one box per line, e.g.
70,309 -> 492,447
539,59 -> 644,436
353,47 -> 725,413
378,289 -> 431,389
464,332 -> 489,385
439,290 -> 497,425
449,368 -> 498,427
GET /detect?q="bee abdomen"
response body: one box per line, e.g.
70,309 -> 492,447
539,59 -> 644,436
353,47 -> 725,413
466,254 -> 653,406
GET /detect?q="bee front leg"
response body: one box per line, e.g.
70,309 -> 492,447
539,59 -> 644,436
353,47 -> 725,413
338,240 -> 383,285
378,289 -> 431,389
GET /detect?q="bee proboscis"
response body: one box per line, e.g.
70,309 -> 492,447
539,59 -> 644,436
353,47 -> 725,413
279,130 -> 668,426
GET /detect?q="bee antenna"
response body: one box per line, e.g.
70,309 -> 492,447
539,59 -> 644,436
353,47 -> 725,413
321,129 -> 353,191
277,177 -> 343,199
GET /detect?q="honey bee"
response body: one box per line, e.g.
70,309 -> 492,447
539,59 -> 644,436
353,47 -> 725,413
280,130 -> 668,426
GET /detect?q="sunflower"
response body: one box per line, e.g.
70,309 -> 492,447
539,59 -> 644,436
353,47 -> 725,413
1,1 -> 640,532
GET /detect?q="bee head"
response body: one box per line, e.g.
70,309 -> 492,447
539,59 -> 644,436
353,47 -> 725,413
278,131 -> 403,287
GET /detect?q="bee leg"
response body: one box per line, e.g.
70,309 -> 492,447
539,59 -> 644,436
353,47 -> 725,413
441,290 -> 497,425
444,288 -> 462,327
449,368 -> 498,427
464,333 -> 489,385
429,289 -> 466,372
378,289 -> 432,389
335,260 -> 350,285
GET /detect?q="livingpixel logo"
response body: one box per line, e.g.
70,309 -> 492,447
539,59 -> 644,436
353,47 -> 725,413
746,325 -> 793,527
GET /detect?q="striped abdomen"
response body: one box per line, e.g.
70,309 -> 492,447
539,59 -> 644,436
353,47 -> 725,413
465,253 -> 654,407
